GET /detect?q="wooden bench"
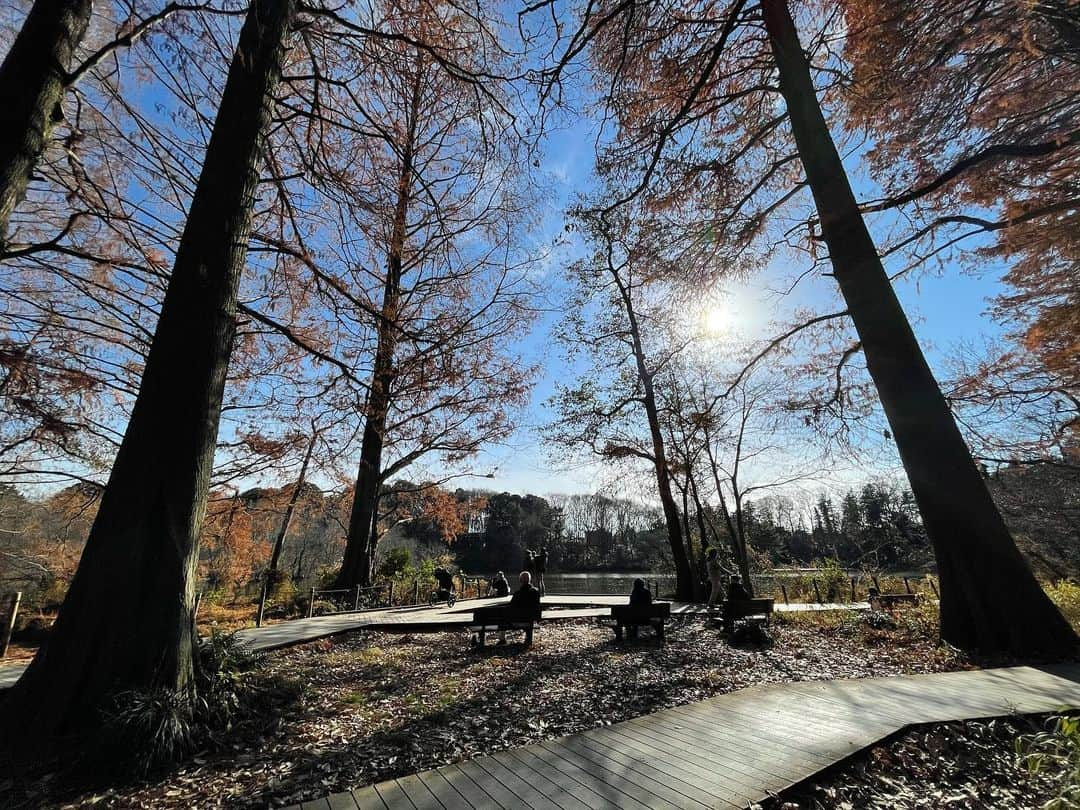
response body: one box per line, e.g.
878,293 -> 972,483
720,597 -> 775,634
470,604 -> 542,647
870,592 -> 922,610
609,603 -> 670,642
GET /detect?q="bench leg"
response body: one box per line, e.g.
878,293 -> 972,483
656,620 -> 665,642
525,625 -> 533,647
614,624 -> 624,642
479,626 -> 486,648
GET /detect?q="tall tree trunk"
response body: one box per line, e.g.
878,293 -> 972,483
0,0 -> 92,243
609,271 -> 694,600
0,0 -> 295,748
761,0 -> 1075,654
695,421 -> 756,600
257,429 -> 316,626
335,67 -> 423,589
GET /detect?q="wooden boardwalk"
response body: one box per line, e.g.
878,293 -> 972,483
0,596 -> 866,688
285,663 -> 1080,810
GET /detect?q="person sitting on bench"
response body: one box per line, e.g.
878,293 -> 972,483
727,573 -> 751,602
497,571 -> 540,645
629,577 -> 652,606
490,570 -> 510,598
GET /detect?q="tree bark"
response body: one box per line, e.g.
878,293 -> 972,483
761,0 -> 1075,654
257,429 -> 316,626
609,269 -> 694,600
0,0 -> 93,244
0,0 -> 295,747
335,66 -> 423,589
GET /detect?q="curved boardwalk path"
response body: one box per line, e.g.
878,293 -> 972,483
286,663 -> 1080,810
0,595 -> 866,688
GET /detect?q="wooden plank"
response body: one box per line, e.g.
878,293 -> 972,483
455,757 -> 522,808
578,725 -> 749,803
487,749 -> 594,810
474,752 -> 567,809
538,740 -> 690,810
564,735 -> 717,809
395,772 -> 443,810
436,763 -> 496,809
504,747 -> 625,810
350,784 -> 387,810
666,695 -> 889,759
324,792 -> 360,810
636,710 -> 840,782
373,779 -> 415,809
416,770 -> 468,810
660,696 -> 887,761
604,721 -> 773,800
301,799 -> 332,810
521,741 -> 656,810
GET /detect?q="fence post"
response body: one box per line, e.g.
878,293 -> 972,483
903,577 -> 913,594
850,577 -> 856,602
1,592 -> 22,658
307,587 -> 316,618
413,579 -> 419,605
813,580 -> 822,603
256,578 -> 268,628
781,584 -> 789,605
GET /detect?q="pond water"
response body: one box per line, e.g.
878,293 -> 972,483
539,569 -> 933,598
543,572 -> 675,596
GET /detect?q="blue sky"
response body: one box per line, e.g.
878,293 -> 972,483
462,108 -> 1018,501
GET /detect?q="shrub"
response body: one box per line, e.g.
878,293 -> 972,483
1016,713 -> 1080,809
1045,581 -> 1080,632
105,687 -> 197,776
814,557 -> 849,602
378,547 -> 413,580
99,631 -> 301,777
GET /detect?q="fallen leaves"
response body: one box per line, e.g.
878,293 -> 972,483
14,614 -> 972,808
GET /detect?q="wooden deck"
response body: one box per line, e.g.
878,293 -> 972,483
0,595 -> 866,688
284,663 -> 1080,810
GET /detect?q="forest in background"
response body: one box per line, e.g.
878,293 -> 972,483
4,456 -> 1076,617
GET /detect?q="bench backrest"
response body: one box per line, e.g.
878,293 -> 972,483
611,602 -> 671,621
472,604 -> 542,623
725,598 -> 774,619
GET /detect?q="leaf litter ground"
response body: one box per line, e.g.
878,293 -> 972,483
8,611 -> 1049,808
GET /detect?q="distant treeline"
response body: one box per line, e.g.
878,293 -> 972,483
2,461 -> 1075,608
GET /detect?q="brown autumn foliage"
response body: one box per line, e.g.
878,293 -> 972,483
840,0 -> 1079,416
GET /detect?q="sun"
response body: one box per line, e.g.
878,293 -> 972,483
703,302 -> 727,336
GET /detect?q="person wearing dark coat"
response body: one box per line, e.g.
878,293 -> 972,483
727,573 -> 751,602
629,578 -> 653,606
490,570 -> 510,598
498,571 -> 541,645
535,547 -> 549,596
433,566 -> 455,599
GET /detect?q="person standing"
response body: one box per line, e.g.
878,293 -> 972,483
535,547 -> 548,596
706,548 -> 725,609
